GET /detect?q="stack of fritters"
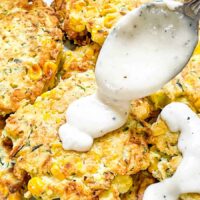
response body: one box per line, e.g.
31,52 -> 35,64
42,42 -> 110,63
0,0 -> 63,198
1,0 -> 200,199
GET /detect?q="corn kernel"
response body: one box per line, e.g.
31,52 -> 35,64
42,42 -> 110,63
41,38 -> 51,46
40,92 -> 48,99
51,143 -> 63,157
73,0 -> 86,11
170,156 -> 182,171
8,192 -> 21,200
56,118 -> 61,124
65,50 -> 73,57
28,177 -> 45,196
101,5 -> 117,16
194,42 -> 200,55
0,183 -> 8,197
51,163 -> 65,180
195,99 -> 200,110
56,51 -> 63,66
43,61 -> 57,77
99,189 -> 115,200
33,101 -> 42,108
84,6 -> 99,18
91,28 -> 106,45
85,47 -> 94,57
43,113 -> 51,121
148,159 -> 159,173
63,56 -> 75,71
150,91 -> 170,109
28,64 -> 43,81
76,161 -> 83,172
69,12 -> 86,32
151,120 -> 168,136
112,175 -> 133,194
104,13 -> 118,28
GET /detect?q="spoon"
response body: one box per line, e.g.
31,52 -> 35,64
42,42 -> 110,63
95,0 -> 199,101
182,0 -> 200,21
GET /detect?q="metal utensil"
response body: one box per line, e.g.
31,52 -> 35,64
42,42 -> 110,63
182,0 -> 200,21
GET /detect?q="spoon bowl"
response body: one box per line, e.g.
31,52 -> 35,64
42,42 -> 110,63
95,0 -> 199,101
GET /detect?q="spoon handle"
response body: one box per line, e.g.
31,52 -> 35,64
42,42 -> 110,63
182,0 -> 200,21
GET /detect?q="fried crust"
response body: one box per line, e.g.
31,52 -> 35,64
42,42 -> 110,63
52,0 -> 151,45
0,0 -> 63,116
61,43 -> 101,79
4,70 -> 150,199
0,124 -> 28,200
1,1 -> 200,199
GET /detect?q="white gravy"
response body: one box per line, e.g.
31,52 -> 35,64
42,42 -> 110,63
59,92 -> 129,151
143,102 -> 200,200
59,1 -> 197,152
96,2 -> 197,100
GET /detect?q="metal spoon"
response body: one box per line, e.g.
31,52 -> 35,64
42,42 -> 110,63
182,0 -> 200,21
95,0 -> 199,101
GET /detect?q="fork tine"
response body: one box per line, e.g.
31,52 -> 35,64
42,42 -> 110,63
183,0 -> 200,20
190,0 -> 200,13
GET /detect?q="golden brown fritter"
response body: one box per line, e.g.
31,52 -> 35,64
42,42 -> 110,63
3,70 -> 150,199
146,49 -> 200,199
3,26 -> 200,200
61,43 -> 100,79
148,118 -> 200,200
52,0 -> 151,45
148,52 -> 200,178
0,124 -> 27,200
0,0 -> 63,116
0,0 -> 27,13
121,171 -> 156,200
1,0 -> 200,199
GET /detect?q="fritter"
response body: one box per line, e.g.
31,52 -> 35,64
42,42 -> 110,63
3,29 -> 200,200
52,0 -> 151,45
0,0 -> 27,12
0,124 -> 27,200
4,70 -> 150,200
1,0 -> 200,199
121,171 -> 155,200
148,52 -> 200,199
61,43 -> 100,79
0,0 -> 63,116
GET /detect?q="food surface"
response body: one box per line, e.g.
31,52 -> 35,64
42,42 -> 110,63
2,52 -> 200,199
0,0 -> 63,116
52,0 -> 150,45
4,70 -> 150,199
144,102 -> 200,199
61,43 -> 100,79
59,1 -> 198,152
0,0 -> 200,199
0,121 -> 26,200
148,52 -> 200,200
